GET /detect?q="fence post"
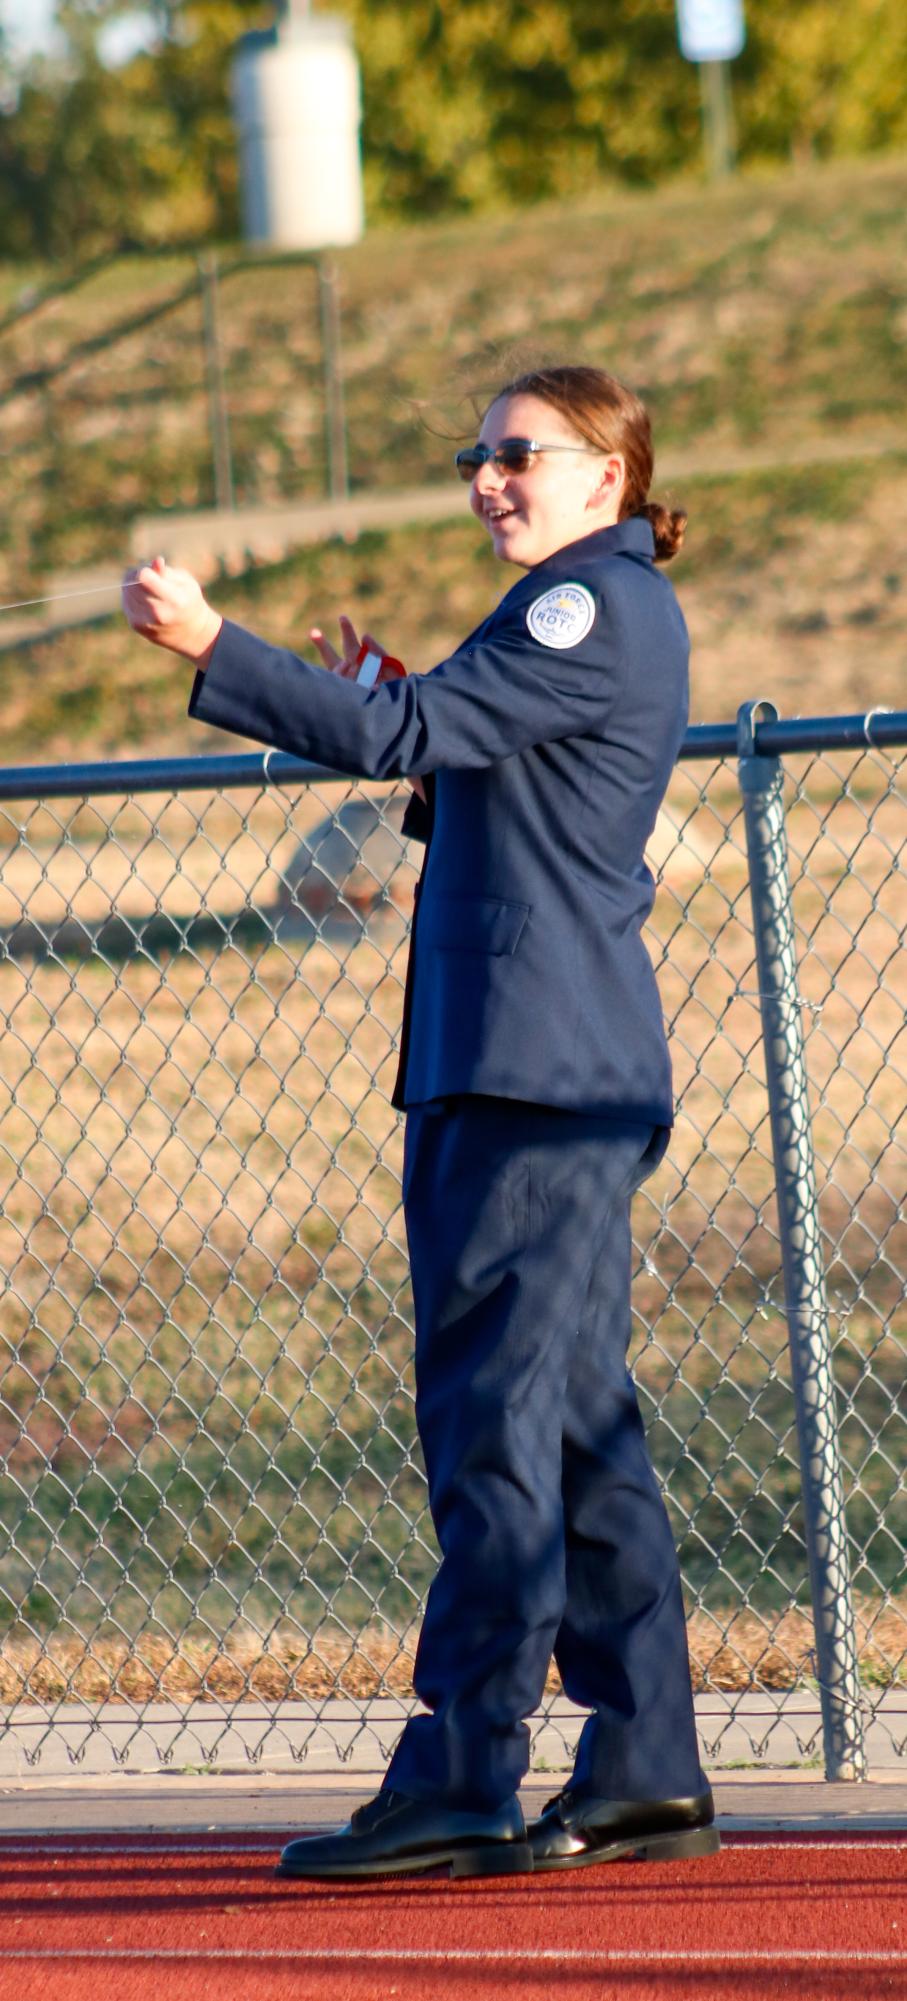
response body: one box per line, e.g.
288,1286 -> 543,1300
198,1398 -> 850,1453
317,256 -> 349,500
737,699 -> 865,1781
198,251 -> 235,512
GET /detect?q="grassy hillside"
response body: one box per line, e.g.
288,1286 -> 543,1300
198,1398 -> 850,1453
1,157 -> 906,562
0,152 -> 905,753
0,452 -> 904,763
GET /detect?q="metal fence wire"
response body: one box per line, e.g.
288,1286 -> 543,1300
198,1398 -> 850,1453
0,709 -> 904,1780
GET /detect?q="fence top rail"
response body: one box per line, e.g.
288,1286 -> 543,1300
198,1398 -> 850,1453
0,709 -> 904,802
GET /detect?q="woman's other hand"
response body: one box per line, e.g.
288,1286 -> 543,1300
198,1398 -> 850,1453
310,615 -> 381,679
122,556 -> 223,666
311,616 -> 425,803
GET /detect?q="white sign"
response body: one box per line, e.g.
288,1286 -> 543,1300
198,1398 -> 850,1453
676,0 -> 745,62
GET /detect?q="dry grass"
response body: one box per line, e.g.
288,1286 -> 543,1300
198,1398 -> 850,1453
687,1601 -> 907,1694
2,1598 -> 904,1707
0,1628 -> 420,1707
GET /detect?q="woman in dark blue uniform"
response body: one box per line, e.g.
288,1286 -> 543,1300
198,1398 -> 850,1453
123,365 -> 717,1880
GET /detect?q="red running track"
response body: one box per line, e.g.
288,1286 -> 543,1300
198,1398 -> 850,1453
0,1831 -> 905,2001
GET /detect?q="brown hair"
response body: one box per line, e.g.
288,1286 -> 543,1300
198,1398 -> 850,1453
488,364 -> 686,563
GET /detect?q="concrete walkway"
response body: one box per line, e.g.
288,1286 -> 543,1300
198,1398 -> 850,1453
1,1769 -> 904,1839
2,1688 -> 903,1837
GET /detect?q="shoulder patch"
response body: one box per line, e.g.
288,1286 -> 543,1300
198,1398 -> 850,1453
526,582 -> 595,650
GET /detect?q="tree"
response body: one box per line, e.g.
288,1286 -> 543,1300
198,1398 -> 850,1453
0,0 -> 904,259
340,0 -> 699,215
0,2 -> 267,258
738,0 -> 907,163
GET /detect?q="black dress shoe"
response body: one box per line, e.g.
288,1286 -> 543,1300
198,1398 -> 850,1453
276,1788 -> 533,1880
528,1786 -> 720,1871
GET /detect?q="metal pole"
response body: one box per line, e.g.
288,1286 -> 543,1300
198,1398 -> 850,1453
737,700 -> 865,1781
699,58 -> 735,178
317,256 -> 349,500
198,251 -> 235,512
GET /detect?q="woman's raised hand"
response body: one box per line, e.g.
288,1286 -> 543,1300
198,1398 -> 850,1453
122,556 -> 223,665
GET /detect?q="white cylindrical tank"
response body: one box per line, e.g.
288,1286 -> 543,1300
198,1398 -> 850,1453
232,9 -> 364,250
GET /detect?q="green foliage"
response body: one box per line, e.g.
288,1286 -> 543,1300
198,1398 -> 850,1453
342,0 -> 699,215
0,0 -> 906,253
0,2 -> 267,257
739,0 -> 907,163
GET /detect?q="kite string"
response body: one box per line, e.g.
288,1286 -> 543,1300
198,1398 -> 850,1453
0,580 -> 138,616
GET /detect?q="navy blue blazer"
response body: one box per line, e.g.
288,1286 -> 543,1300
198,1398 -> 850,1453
189,517 -> 689,1121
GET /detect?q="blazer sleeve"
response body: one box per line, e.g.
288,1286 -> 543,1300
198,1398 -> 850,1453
188,592 -> 623,780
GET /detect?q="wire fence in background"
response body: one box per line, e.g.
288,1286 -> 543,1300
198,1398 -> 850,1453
0,709 -> 904,1779
0,249 -> 348,600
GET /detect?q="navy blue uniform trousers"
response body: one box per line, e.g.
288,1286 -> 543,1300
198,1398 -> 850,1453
384,1096 -> 705,1811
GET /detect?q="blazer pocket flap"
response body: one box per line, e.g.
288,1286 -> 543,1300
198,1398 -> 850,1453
426,895 -> 531,956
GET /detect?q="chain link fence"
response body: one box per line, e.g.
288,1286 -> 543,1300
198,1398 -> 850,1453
0,713 -> 904,1777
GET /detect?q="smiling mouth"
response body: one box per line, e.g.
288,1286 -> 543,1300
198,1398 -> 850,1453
486,508 -> 515,522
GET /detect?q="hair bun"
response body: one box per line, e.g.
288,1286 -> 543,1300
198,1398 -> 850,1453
638,501 -> 687,563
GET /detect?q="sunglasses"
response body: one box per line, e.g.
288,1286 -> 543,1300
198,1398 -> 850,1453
454,437 -> 602,481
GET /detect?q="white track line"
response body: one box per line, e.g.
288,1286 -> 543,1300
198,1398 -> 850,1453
0,1948 -> 905,1966
0,1842 -> 279,1855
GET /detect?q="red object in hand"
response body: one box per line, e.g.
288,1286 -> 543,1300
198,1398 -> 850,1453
355,641 -> 406,688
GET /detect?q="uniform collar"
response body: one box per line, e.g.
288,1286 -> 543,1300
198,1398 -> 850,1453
492,516 -> 656,622
537,517 -> 655,575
